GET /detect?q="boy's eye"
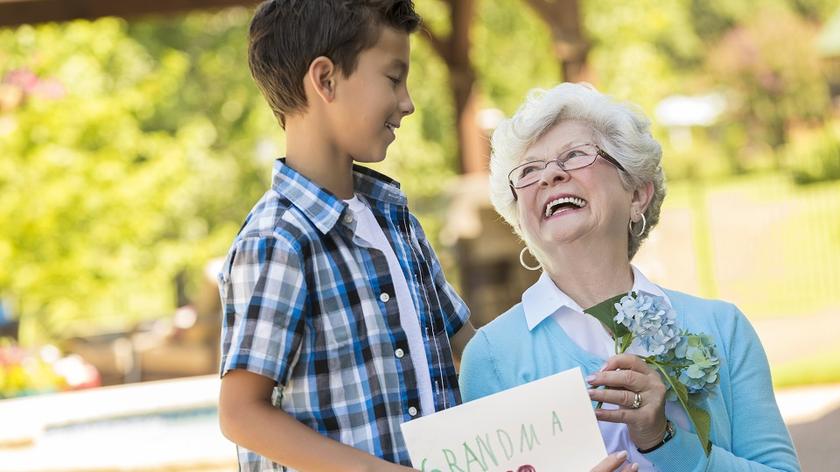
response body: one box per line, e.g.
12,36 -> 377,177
387,76 -> 400,84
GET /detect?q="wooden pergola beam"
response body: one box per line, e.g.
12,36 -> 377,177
0,0 -> 259,28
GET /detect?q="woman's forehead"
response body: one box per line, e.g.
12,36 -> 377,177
521,121 -> 595,161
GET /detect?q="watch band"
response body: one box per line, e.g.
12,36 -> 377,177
637,420 -> 675,454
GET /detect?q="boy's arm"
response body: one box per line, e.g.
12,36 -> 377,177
449,320 -> 476,362
220,369 -> 418,472
407,214 -> 472,353
220,236 -> 416,471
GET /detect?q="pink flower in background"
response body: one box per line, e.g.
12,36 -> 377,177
0,340 -> 101,398
33,78 -> 65,99
3,69 -> 39,93
0,68 -> 66,112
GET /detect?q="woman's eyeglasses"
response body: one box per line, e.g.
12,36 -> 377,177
507,144 -> 626,198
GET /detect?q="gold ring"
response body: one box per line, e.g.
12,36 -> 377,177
631,392 -> 642,409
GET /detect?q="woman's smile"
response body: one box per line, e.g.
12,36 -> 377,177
543,194 -> 588,219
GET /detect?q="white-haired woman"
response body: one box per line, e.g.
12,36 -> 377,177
459,83 -> 799,471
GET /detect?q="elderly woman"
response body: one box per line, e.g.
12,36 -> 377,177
459,83 -> 800,471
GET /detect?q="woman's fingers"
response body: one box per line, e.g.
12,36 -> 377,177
587,368 -> 646,391
590,451 -> 638,472
600,353 -> 652,374
593,406 -> 636,424
588,354 -> 669,447
588,387 -> 639,408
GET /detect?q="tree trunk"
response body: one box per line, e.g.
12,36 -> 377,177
452,68 -> 484,174
423,0 -> 486,174
524,0 -> 589,82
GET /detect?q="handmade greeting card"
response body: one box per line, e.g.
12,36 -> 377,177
400,367 -> 607,472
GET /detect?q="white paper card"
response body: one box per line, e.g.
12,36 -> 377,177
400,367 -> 607,472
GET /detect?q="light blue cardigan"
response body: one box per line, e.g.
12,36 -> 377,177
459,289 -> 800,471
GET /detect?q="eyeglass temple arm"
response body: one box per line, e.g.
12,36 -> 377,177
597,149 -> 627,173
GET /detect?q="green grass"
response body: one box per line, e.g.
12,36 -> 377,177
662,173 -> 840,319
773,348 -> 840,389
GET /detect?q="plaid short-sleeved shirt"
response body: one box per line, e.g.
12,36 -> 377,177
219,159 -> 470,471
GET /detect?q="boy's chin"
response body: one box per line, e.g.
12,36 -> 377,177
352,150 -> 389,164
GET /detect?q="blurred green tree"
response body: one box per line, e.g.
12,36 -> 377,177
0,6 -> 474,344
707,6 -> 830,170
0,10 -> 277,343
1,0 -> 836,346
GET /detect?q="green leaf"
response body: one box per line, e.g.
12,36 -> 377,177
687,398 -> 713,456
584,293 -> 630,340
651,360 -> 713,456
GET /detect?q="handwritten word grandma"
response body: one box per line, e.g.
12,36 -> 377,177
417,411 -> 564,472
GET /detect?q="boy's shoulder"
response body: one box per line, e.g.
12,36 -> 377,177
234,186 -> 310,247
232,160 -> 347,247
224,155 -> 439,257
231,160 -> 415,250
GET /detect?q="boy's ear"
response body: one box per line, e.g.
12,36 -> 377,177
307,56 -> 338,104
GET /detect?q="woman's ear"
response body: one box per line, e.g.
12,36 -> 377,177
630,181 -> 655,221
306,56 -> 337,104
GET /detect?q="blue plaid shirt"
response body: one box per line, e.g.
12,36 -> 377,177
219,160 -> 470,471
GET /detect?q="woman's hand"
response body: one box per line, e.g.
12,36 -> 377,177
587,353 -> 669,450
590,451 -> 638,472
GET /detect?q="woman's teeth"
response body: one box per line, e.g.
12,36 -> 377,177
545,196 -> 586,217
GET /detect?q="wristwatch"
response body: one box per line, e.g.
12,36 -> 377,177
637,420 -> 675,454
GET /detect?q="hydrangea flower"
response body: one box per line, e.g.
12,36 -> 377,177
613,291 -> 680,356
587,290 -> 721,455
674,334 -> 719,394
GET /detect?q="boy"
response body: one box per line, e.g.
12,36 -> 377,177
217,1 -> 475,471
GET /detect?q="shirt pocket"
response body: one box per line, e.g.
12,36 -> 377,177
314,294 -> 355,351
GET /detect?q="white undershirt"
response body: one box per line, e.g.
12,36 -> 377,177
344,196 -> 435,416
522,266 -> 690,472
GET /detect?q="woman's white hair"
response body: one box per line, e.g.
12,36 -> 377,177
489,82 -> 666,259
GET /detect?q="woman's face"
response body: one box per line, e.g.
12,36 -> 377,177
514,120 -> 634,256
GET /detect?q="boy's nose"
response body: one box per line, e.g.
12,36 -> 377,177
401,90 -> 415,116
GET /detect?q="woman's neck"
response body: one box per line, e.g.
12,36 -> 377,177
541,240 -> 634,310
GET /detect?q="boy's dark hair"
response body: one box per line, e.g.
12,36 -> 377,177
248,0 -> 421,128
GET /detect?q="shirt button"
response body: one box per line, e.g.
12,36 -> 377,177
379,292 -> 390,303
395,348 -> 405,358
408,406 -> 418,417
343,214 -> 353,224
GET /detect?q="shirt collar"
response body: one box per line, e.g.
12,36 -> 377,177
271,159 -> 407,234
522,265 -> 670,331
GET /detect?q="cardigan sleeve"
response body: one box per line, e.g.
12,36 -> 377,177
646,304 -> 800,471
459,329 -> 505,402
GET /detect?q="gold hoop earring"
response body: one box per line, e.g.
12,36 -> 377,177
629,213 -> 647,237
519,247 -> 541,271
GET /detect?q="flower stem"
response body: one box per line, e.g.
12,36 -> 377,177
650,359 -> 711,455
595,335 -> 632,410
594,388 -> 607,410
